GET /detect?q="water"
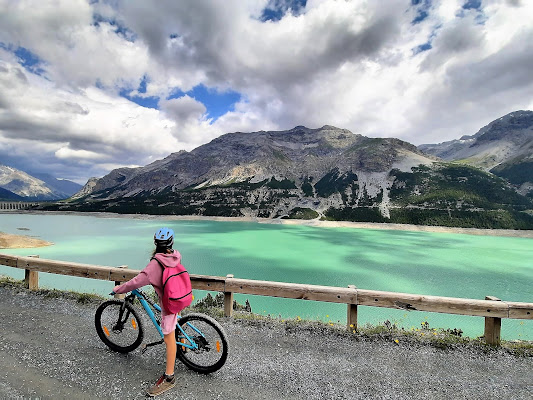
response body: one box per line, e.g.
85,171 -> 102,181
1,213 -> 532,340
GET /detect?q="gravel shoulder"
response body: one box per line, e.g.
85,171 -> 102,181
0,283 -> 532,400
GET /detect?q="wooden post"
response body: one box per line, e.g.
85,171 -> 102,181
24,255 -> 39,290
484,296 -> 502,346
224,274 -> 234,317
347,285 -> 358,331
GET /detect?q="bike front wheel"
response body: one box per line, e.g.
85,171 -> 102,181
95,300 -> 144,353
176,313 -> 228,374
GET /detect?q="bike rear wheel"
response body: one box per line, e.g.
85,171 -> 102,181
95,300 -> 144,353
176,313 -> 228,374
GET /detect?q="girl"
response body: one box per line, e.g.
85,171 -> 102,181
113,227 -> 182,397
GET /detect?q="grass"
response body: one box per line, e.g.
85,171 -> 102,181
0,275 -> 105,304
190,295 -> 532,357
1,276 -> 531,357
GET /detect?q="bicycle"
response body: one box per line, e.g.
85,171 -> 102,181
94,289 -> 228,374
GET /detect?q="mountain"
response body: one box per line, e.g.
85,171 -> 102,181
70,177 -> 98,201
0,186 -> 23,201
0,165 -> 80,200
51,125 -> 533,229
418,110 -> 533,196
29,172 -> 82,198
77,125 -> 432,197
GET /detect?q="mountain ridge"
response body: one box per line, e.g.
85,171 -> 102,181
418,110 -> 533,196
0,165 -> 82,201
0,186 -> 23,201
51,118 -> 533,229
80,125 -> 430,198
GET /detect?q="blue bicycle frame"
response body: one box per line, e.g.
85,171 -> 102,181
130,289 -> 202,351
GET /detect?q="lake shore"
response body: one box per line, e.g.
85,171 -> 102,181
0,231 -> 53,249
3,209 -> 533,238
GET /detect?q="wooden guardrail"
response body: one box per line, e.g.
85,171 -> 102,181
1,253 -> 531,346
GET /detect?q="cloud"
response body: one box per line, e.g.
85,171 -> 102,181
0,58 -> 184,182
0,0 -> 151,89
55,147 -> 108,161
0,0 -> 533,184
419,12 -> 487,71
160,96 -> 206,125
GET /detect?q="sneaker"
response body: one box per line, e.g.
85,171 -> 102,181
147,374 -> 176,397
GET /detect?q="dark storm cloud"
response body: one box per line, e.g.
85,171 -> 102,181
0,112 -> 102,152
420,17 -> 485,71
115,0 -> 402,91
443,26 -> 533,98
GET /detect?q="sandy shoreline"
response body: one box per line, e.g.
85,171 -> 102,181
3,209 -> 533,238
0,231 -> 53,249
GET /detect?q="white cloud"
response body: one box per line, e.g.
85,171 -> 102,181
55,147 -> 107,161
0,58 -> 185,181
159,96 -> 206,126
0,0 -> 149,89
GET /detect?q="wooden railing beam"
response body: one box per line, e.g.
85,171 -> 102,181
225,278 -> 358,304
357,289 -> 509,318
1,253 -> 533,348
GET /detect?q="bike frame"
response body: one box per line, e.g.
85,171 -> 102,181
127,289 -> 201,351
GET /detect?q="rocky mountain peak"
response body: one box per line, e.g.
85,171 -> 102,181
69,122 -> 436,219
419,110 -> 533,165
474,110 -> 533,144
0,164 -> 81,200
418,110 -> 533,190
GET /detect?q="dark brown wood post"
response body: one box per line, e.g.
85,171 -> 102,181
224,274 -> 234,317
347,285 -> 358,331
24,255 -> 39,290
484,296 -> 502,346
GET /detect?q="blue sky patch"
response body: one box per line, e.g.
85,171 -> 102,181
261,0 -> 307,22
119,80 -> 242,121
456,0 -> 486,23
3,45 -> 47,76
462,0 -> 482,10
120,92 -> 159,109
412,10 -> 429,24
411,0 -> 432,24
119,76 -> 159,109
412,25 -> 439,55
168,84 -> 242,121
413,42 -> 432,55
120,91 -> 159,109
92,13 -> 136,42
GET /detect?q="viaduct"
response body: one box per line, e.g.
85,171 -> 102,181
0,202 -> 39,210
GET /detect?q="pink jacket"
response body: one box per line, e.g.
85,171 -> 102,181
114,250 -> 182,301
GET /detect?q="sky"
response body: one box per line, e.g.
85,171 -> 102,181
0,0 -> 532,184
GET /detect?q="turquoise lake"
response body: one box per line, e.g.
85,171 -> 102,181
0,213 -> 531,340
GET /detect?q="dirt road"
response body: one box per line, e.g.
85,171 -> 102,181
0,283 -> 531,399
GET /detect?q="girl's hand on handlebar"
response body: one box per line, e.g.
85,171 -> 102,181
112,285 -> 121,294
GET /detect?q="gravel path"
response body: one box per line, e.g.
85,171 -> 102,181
0,284 -> 531,400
